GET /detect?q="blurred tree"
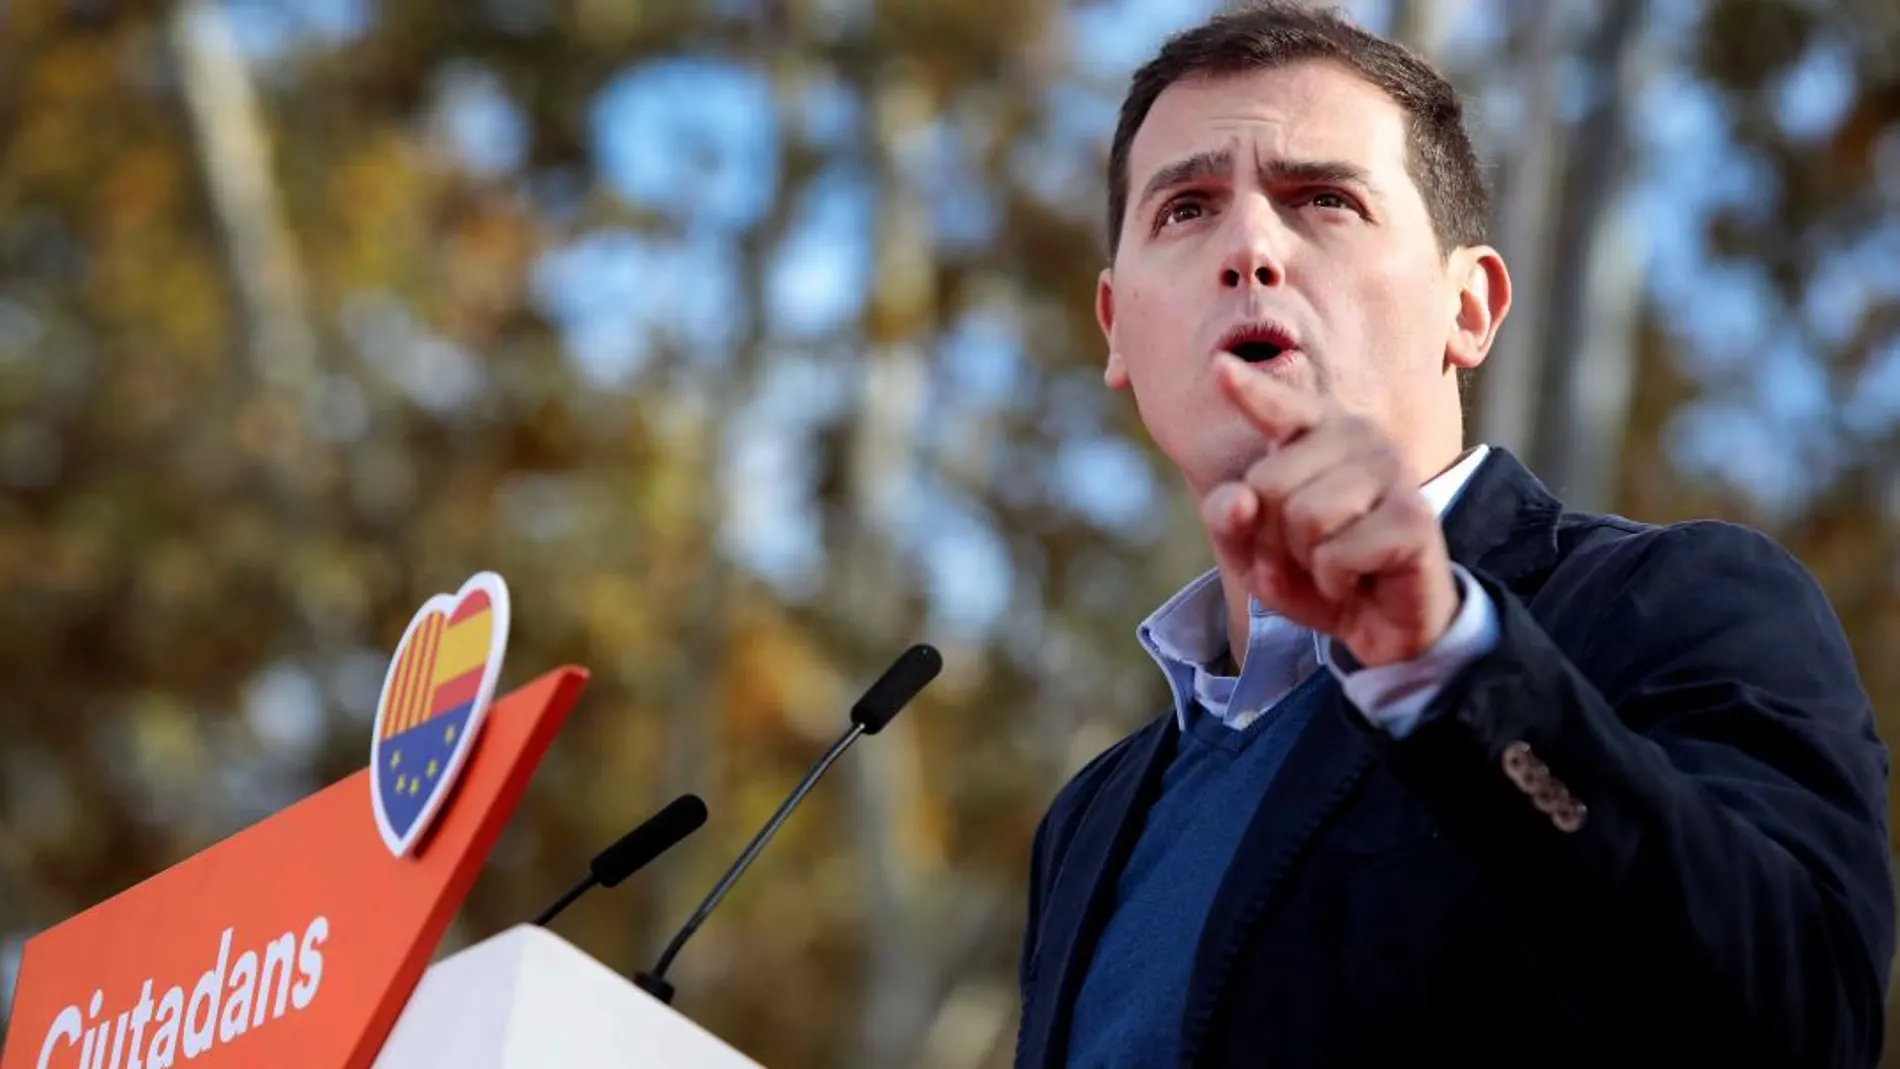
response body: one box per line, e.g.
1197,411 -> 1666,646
1612,0 -> 1900,1054
0,1 -> 1143,1065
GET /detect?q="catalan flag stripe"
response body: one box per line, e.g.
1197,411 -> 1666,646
404,618 -> 440,736
381,598 -> 500,740
396,618 -> 424,735
399,616 -> 436,736
383,622 -> 425,740
392,622 -> 414,737
380,638 -> 404,740
409,615 -> 444,733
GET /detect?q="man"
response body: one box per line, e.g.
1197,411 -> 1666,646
1014,5 -> 1894,1068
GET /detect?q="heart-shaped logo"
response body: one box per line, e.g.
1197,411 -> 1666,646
370,572 -> 511,858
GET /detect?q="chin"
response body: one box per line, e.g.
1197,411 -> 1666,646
1180,423 -> 1274,491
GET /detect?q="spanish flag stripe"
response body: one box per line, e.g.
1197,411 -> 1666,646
429,664 -> 485,717
431,611 -> 493,686
449,590 -> 491,625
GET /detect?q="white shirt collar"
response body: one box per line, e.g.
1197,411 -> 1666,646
1137,444 -> 1492,731
1421,443 -> 1490,518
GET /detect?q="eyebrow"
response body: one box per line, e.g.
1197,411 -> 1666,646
1136,149 -> 1235,213
1134,151 -> 1378,212
1263,158 -> 1375,191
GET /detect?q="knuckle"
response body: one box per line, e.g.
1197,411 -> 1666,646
1281,494 -> 1317,537
1281,486 -> 1315,520
1309,538 -> 1335,570
1310,542 -> 1350,586
1294,502 -> 1333,547
1249,465 -> 1292,505
1389,488 -> 1432,526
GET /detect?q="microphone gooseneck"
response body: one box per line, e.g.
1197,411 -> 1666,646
633,643 -> 942,1005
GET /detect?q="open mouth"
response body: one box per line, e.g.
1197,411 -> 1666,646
1217,321 -> 1299,364
1230,339 -> 1285,363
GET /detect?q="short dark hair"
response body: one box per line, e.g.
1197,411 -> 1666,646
1106,2 -> 1490,259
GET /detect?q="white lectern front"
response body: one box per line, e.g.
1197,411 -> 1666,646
374,925 -> 764,1068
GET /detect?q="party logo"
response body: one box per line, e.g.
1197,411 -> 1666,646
371,572 -> 510,858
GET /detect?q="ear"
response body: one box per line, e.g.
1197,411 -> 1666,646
1097,267 -> 1129,389
1445,245 -> 1511,372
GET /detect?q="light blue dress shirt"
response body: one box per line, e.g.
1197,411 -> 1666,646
1137,445 -> 1500,738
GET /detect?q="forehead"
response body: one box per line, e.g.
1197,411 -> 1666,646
1128,61 -> 1410,182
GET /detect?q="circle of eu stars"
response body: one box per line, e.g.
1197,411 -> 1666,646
391,722 -> 458,796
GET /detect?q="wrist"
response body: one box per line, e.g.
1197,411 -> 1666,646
1343,563 -> 1464,669
1325,563 -> 1500,737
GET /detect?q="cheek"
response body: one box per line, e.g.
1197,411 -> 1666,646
1112,279 -> 1214,444
1344,256 -> 1444,359
1113,279 -> 1186,377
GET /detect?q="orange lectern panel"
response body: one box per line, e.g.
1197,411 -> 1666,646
1,666 -> 587,1069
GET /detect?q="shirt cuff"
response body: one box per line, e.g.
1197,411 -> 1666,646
1320,563 -> 1499,738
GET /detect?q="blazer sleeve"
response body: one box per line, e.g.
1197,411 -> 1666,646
1363,519 -> 1893,1067
1021,811 -> 1050,996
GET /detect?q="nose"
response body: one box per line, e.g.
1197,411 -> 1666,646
1217,196 -> 1285,290
1220,264 -> 1276,288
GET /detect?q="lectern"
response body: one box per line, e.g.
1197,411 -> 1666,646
0,665 -> 770,1069
0,573 -> 780,1069
373,925 -> 762,1069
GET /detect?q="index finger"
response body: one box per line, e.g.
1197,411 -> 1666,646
1214,354 -> 1322,445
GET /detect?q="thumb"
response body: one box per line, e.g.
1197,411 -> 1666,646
1215,354 -> 1318,445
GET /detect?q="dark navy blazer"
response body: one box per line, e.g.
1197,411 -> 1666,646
1016,448 -> 1894,1068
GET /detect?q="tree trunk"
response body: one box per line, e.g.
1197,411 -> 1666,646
843,63 -> 939,1069
169,0 -> 318,395
642,79 -> 826,968
1527,0 -> 1650,509
1477,1 -> 1567,456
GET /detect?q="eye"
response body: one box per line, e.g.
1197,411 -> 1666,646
1304,190 -> 1360,214
1155,194 -> 1208,231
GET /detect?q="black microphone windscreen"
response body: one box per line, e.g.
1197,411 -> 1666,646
849,644 -> 943,735
592,794 -> 708,888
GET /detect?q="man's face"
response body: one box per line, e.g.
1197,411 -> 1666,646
1098,61 -> 1494,494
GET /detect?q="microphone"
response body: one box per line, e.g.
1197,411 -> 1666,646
633,643 -> 943,1004
532,793 -> 709,928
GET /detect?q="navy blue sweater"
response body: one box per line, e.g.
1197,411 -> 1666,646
1063,671 -> 1329,1068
